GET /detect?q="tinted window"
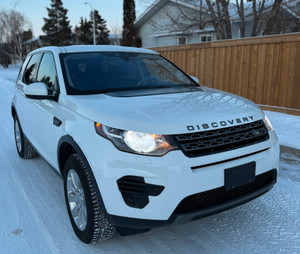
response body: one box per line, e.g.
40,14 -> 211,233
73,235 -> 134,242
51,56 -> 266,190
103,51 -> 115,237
37,53 -> 59,96
23,54 -> 42,84
60,52 -> 197,95
142,57 -> 188,83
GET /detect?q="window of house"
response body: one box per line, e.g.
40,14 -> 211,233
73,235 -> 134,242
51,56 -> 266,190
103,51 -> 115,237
177,36 -> 188,45
200,34 -> 213,42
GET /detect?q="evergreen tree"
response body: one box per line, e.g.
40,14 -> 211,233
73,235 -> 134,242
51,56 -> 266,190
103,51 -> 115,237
74,17 -> 93,45
121,0 -> 140,47
75,10 -> 110,45
92,10 -> 110,45
41,0 -> 72,46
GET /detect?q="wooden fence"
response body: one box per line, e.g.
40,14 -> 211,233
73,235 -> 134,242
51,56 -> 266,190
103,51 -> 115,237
151,33 -> 300,110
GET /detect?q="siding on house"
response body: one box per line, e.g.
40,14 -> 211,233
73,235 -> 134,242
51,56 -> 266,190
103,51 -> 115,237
136,0 -> 300,48
136,1 -> 216,48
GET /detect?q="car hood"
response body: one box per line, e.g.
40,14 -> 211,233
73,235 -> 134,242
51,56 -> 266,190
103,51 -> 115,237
63,87 -> 264,135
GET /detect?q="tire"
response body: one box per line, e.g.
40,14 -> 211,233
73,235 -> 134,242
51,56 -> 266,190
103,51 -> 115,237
63,154 -> 116,244
14,117 -> 38,159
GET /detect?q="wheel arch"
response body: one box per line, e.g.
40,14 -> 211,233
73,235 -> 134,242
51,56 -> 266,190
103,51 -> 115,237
57,135 -> 84,177
57,135 -> 111,218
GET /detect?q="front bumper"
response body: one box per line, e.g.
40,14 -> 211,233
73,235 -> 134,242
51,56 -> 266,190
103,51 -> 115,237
108,168 -> 277,229
83,130 -> 279,226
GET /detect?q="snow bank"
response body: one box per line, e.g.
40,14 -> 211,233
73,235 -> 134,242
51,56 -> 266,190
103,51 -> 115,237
265,111 -> 300,150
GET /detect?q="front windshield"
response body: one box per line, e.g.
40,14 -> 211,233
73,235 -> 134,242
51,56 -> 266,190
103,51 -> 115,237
60,52 -> 198,95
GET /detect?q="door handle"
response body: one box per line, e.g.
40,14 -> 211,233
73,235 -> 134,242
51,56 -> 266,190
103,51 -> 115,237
53,117 -> 62,127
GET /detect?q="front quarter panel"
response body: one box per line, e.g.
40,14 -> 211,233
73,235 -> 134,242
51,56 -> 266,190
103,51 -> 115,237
54,96 -> 97,172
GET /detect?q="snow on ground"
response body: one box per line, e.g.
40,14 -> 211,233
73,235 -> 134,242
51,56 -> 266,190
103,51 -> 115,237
265,111 -> 300,150
0,66 -> 300,254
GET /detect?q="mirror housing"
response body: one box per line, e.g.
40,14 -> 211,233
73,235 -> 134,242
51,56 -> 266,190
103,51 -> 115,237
24,82 -> 48,98
24,82 -> 57,100
190,76 -> 199,84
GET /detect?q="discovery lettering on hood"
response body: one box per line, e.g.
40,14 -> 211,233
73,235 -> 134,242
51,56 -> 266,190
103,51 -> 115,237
187,116 -> 254,131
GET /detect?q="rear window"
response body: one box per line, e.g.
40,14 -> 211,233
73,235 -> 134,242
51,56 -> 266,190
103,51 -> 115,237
60,52 -> 197,95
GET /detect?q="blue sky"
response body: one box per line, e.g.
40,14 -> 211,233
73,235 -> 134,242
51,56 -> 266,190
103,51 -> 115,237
0,0 -> 152,37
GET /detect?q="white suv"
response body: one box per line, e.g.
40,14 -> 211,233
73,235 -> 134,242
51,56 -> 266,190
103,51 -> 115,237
12,45 -> 279,244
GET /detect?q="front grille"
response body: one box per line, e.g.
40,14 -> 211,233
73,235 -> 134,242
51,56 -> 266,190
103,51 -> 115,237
173,120 -> 269,158
173,169 -> 276,215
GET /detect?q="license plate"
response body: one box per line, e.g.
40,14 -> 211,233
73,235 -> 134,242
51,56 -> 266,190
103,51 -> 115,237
224,162 -> 256,191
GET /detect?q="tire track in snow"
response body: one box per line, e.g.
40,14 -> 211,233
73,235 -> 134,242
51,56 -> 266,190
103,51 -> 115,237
0,68 -> 62,254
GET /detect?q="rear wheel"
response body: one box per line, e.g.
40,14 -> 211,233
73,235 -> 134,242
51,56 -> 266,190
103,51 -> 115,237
63,154 -> 116,244
14,117 -> 38,159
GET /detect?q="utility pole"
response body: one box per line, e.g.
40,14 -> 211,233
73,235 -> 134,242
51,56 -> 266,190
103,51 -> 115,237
84,2 -> 96,45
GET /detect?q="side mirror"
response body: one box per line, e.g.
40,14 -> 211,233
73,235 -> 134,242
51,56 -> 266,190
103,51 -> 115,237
190,76 -> 199,84
24,82 -> 49,99
24,82 -> 59,101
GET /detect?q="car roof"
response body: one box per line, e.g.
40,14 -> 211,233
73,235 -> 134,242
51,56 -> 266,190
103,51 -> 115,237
30,45 -> 158,55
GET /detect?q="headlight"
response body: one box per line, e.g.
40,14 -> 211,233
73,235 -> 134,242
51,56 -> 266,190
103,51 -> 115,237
95,123 -> 177,156
263,116 -> 273,131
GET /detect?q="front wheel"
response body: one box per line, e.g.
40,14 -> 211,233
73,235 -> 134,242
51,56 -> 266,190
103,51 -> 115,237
63,154 -> 116,244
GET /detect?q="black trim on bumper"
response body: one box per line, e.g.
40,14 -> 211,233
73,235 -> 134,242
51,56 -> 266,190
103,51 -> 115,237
117,176 -> 165,209
108,169 -> 277,230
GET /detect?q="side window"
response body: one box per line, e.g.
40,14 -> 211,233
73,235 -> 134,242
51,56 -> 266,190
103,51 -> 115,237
23,54 -> 42,85
37,53 -> 59,96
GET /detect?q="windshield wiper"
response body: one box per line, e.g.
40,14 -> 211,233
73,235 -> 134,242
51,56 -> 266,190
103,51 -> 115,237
85,85 -> 199,95
92,86 -> 171,94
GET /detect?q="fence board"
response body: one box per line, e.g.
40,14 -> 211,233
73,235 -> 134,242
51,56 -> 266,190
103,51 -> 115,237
241,45 -> 251,99
255,44 -> 267,104
152,33 -> 300,109
292,43 -> 300,109
235,46 -> 244,96
224,47 -> 232,93
263,43 -> 274,106
199,49 -> 205,85
248,45 -> 259,102
217,47 -> 226,90
213,47 -> 219,89
229,46 -> 237,94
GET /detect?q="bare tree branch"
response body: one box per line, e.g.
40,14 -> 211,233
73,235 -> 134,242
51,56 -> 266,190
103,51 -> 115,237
263,0 -> 284,35
251,0 -> 266,36
0,9 -> 31,62
206,0 -> 232,39
235,0 -> 245,37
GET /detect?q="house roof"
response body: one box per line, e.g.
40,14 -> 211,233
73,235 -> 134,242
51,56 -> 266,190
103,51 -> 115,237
134,0 -> 200,29
23,37 -> 40,45
135,0 -> 300,29
134,0 -> 168,29
134,0 -> 242,29
134,0 -> 300,31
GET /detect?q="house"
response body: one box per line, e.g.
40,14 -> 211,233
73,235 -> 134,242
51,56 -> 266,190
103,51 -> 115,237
134,0 -> 300,48
23,37 -> 42,57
